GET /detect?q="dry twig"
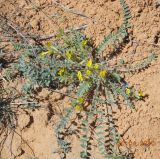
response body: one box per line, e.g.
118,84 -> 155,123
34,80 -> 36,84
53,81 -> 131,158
52,0 -> 93,20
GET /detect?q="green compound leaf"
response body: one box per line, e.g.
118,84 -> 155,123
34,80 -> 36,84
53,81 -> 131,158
80,151 -> 88,158
96,0 -> 132,54
77,82 -> 91,97
111,73 -> 121,83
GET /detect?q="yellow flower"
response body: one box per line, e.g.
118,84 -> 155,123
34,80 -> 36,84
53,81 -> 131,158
85,70 -> 91,76
75,105 -> 83,112
46,42 -> 52,49
45,42 -> 58,52
77,71 -> 83,81
77,97 -> 85,104
40,42 -> 58,58
126,88 -> 131,95
86,59 -> 92,68
58,68 -> 65,76
138,91 -> 144,97
93,63 -> 99,70
66,51 -> 72,60
81,40 -> 88,47
39,50 -> 52,58
99,70 -> 106,78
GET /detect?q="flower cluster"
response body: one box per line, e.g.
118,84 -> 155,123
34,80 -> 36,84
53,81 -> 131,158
76,59 -> 107,82
125,87 -> 145,99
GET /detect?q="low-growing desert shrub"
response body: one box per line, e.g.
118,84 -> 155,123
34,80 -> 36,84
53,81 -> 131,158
3,0 -> 157,158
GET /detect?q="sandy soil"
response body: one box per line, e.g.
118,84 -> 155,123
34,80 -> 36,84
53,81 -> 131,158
0,0 -> 160,159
